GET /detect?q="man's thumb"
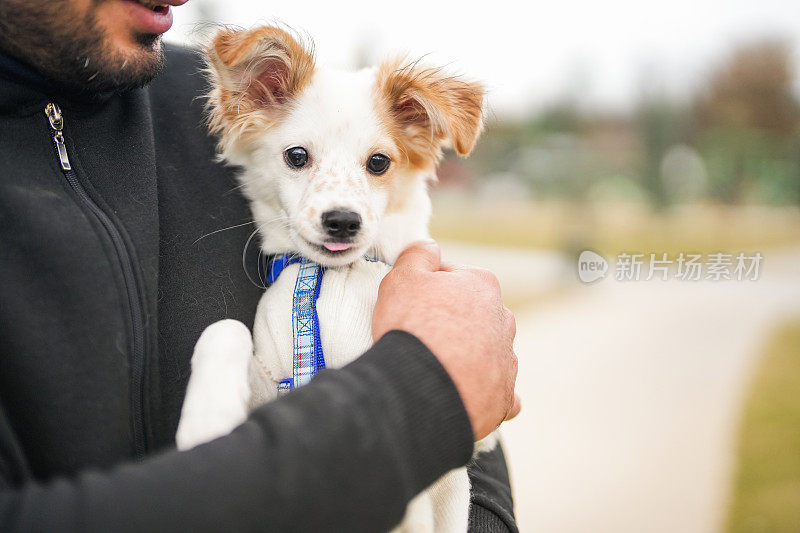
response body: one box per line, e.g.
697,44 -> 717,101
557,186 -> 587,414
393,240 -> 441,272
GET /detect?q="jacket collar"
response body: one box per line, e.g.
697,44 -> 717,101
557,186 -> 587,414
0,51 -> 114,116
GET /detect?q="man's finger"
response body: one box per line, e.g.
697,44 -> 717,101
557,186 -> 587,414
393,240 -> 441,272
504,393 -> 522,421
505,307 -> 517,339
439,261 -> 461,272
439,262 -> 479,272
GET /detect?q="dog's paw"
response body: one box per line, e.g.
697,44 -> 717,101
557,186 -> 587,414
175,320 -> 255,450
191,319 -> 254,368
175,403 -> 249,451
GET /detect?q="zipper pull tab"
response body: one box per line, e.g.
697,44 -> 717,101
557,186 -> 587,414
45,103 -> 72,171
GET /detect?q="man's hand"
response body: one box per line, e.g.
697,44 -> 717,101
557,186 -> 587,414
373,240 -> 520,441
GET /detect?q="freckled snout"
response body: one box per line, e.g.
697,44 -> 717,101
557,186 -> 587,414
321,209 -> 362,240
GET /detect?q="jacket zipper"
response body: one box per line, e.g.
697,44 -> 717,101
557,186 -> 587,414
45,103 -> 148,459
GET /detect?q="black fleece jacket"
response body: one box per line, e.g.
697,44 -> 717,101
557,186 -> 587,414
0,45 -> 516,532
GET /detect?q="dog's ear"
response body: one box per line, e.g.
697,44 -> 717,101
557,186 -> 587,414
205,26 -> 315,154
375,58 -> 484,167
208,26 -> 315,111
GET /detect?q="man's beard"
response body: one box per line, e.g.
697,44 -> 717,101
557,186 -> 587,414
0,0 -> 165,93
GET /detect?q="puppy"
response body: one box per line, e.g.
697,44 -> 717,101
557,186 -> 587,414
176,26 -> 492,532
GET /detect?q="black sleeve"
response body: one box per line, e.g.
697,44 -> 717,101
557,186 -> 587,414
468,443 -> 518,533
0,331 -> 474,532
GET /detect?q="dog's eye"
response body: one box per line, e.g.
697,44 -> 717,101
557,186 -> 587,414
284,147 -> 309,169
366,153 -> 390,175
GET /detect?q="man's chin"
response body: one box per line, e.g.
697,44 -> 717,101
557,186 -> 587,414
80,38 -> 165,92
0,0 -> 165,93
134,31 -> 162,49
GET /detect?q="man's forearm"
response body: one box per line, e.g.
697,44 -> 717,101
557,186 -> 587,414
0,331 -> 474,532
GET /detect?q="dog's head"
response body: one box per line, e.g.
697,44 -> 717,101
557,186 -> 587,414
206,26 -> 484,266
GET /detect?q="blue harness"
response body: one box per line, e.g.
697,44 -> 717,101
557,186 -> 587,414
265,253 -> 386,394
266,255 -> 327,394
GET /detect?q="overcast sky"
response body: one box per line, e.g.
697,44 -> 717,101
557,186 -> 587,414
166,0 -> 800,117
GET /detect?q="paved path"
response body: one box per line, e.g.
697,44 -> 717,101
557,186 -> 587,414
440,242 -> 800,533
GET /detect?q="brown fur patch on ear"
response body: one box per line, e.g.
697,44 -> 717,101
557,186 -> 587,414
205,26 -> 315,155
374,57 -> 484,170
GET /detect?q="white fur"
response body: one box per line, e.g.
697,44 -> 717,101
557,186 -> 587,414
223,66 -> 433,267
176,50 -> 492,532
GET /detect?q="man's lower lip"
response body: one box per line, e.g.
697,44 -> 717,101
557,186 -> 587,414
120,0 -> 173,35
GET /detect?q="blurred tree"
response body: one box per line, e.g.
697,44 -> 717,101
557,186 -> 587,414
536,101 -> 585,133
697,40 -> 799,136
694,40 -> 800,204
635,96 -> 689,208
456,40 -> 800,206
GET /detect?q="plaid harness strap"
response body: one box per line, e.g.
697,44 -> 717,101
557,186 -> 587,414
266,255 -> 327,394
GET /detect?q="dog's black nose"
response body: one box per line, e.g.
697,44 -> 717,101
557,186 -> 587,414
321,210 -> 361,239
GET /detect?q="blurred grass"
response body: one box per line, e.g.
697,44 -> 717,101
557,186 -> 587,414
726,320 -> 800,532
430,196 -> 800,255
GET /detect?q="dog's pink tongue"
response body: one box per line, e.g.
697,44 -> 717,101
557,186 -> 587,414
323,242 -> 351,252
